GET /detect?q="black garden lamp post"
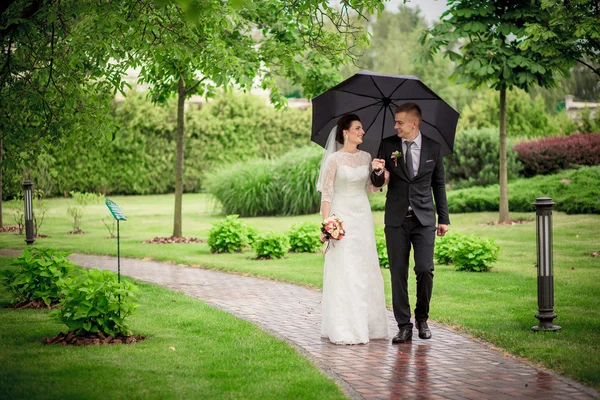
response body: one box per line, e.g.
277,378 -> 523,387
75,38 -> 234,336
23,181 -> 35,246
532,197 -> 560,332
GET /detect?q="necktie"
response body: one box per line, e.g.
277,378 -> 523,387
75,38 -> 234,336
405,141 -> 415,179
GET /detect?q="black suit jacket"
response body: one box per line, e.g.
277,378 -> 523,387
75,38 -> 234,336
371,135 -> 450,227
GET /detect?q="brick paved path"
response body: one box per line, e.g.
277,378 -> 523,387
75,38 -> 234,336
1,249 -> 597,400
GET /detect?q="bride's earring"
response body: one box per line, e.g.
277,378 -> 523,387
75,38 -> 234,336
344,134 -> 348,143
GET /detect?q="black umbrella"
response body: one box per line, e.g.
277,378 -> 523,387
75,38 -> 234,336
311,70 -> 459,157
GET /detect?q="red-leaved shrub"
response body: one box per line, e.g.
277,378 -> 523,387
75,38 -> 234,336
513,133 -> 600,177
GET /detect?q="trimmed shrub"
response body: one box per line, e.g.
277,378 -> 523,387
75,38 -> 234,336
447,166 -> 600,214
288,222 -> 321,253
375,228 -> 389,268
444,127 -> 522,189
438,233 -> 499,272
206,145 -> 323,217
207,215 -> 252,253
252,232 -> 290,259
1,247 -> 75,306
514,133 -> 600,177
51,269 -> 138,336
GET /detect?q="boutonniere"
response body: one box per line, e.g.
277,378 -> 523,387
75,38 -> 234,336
391,150 -> 402,167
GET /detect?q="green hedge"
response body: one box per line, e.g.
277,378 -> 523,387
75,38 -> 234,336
2,91 -> 311,199
447,166 -> 600,214
444,127 -> 522,190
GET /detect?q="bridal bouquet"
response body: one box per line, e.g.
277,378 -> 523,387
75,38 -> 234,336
321,215 -> 345,242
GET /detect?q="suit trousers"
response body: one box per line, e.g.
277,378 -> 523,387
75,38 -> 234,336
385,216 -> 436,328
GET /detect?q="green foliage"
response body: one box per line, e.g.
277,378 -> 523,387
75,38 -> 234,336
288,222 -> 321,253
1,247 -> 75,306
457,89 -> 565,138
207,215 -> 252,253
445,128 -> 522,189
4,194 -> 24,234
522,0 -> 600,78
252,232 -> 290,260
375,228 -> 389,268
447,166 -> 600,214
206,145 -> 323,217
67,191 -> 103,233
436,233 -> 500,272
51,269 -> 138,336
1,92 -> 315,199
577,107 -> 600,134
421,1 -> 571,93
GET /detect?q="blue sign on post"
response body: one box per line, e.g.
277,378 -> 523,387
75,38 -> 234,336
105,198 -> 126,313
105,198 -> 127,221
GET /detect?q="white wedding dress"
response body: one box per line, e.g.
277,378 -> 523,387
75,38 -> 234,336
319,150 -> 390,344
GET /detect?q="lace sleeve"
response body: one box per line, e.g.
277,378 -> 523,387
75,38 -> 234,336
365,152 -> 382,193
320,154 -> 337,203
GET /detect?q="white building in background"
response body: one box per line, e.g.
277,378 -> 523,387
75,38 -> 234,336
563,95 -> 599,120
114,67 -> 310,110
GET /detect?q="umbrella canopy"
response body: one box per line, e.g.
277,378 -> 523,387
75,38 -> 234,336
311,70 -> 460,157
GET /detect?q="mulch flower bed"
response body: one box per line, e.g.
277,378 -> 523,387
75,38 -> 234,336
0,225 -> 20,233
485,218 -> 533,226
143,236 -> 204,244
591,252 -> 600,257
9,300 -> 52,309
43,331 -> 146,346
68,229 -> 86,234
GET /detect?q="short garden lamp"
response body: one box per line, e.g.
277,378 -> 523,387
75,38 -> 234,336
23,181 -> 35,246
532,197 -> 560,332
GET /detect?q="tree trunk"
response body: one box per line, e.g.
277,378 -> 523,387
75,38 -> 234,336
0,139 -> 3,228
499,85 -> 509,223
173,76 -> 185,238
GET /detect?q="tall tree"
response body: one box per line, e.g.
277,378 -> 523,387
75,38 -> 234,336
421,1 -> 571,222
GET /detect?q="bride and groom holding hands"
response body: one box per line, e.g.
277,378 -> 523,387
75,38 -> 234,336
317,102 -> 450,345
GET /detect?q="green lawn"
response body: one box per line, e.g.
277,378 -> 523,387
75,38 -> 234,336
0,257 -> 346,400
1,193 -> 599,390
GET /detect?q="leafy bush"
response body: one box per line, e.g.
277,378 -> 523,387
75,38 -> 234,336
252,232 -> 290,259
288,222 -> 321,253
375,228 -> 389,268
514,133 -> 600,177
1,247 -> 75,306
51,269 -> 138,336
447,166 -> 600,214
434,234 -> 461,265
444,127 -> 522,189
206,145 -> 323,217
207,215 -> 252,253
437,233 -> 499,272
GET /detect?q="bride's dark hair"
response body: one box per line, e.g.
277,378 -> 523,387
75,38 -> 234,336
336,114 -> 361,145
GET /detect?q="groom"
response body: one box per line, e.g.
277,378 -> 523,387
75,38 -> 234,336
370,102 -> 449,344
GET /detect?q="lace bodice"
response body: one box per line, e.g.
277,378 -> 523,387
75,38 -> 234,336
319,150 -> 379,203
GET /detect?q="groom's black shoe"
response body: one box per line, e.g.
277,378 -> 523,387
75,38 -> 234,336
392,327 -> 412,344
416,321 -> 432,340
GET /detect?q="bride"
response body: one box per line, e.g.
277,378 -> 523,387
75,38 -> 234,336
317,114 -> 390,345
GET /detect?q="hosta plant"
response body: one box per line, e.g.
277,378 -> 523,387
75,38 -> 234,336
288,222 -> 321,253
207,215 -> 253,253
51,269 -> 138,337
1,247 -> 75,306
252,232 -> 290,259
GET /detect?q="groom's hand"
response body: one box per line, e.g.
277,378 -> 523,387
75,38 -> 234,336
437,224 -> 449,237
371,158 -> 385,173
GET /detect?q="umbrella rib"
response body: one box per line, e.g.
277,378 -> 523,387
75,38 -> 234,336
332,100 -> 384,119
335,89 -> 380,100
369,76 -> 386,98
365,105 -> 384,134
420,118 -> 450,147
389,80 -> 409,98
